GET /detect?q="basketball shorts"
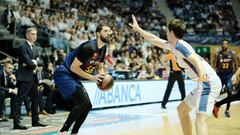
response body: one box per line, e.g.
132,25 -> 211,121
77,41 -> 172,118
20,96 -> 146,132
53,65 -> 84,100
184,74 -> 222,116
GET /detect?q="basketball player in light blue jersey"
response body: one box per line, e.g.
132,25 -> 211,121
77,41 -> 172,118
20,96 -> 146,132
129,15 -> 221,135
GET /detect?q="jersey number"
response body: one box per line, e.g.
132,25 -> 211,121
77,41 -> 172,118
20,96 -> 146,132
85,66 -> 94,73
222,63 -> 229,69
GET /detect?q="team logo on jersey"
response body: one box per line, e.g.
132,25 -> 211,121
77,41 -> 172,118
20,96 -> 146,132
220,59 -> 223,63
221,58 -> 232,62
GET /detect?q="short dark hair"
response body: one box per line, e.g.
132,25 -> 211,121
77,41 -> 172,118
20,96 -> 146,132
96,24 -> 105,33
168,19 -> 186,39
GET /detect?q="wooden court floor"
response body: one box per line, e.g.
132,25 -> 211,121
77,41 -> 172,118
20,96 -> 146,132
0,102 -> 240,135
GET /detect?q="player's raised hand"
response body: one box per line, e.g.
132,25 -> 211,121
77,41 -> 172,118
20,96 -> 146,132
128,15 -> 140,31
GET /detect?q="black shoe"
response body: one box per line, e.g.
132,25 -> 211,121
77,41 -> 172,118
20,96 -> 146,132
46,109 -> 56,114
32,122 -> 47,127
161,105 -> 167,109
224,111 -> 231,118
13,124 -> 28,130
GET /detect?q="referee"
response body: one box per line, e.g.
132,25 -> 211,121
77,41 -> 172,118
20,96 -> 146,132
162,51 -> 185,109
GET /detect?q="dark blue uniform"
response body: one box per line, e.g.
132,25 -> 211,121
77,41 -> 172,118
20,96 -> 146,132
54,39 -> 107,100
216,50 -> 234,89
216,50 -> 235,116
53,39 -> 107,134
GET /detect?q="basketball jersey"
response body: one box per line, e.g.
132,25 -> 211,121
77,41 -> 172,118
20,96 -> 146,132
216,50 -> 234,73
165,40 -> 216,81
64,39 -> 107,78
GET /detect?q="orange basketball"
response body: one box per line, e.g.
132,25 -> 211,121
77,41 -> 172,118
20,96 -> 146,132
97,74 -> 114,91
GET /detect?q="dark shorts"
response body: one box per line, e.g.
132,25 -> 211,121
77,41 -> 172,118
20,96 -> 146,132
217,72 -> 234,86
53,65 -> 84,100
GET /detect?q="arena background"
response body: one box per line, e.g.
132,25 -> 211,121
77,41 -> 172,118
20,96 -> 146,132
0,0 -> 240,135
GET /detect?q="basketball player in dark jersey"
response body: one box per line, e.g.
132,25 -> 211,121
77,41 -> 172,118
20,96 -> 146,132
214,40 -> 238,118
213,67 -> 240,118
53,24 -> 111,135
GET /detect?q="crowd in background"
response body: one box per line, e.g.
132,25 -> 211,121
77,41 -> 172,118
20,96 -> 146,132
167,0 -> 240,44
0,0 -> 239,120
1,0 -> 171,80
1,0 -> 239,80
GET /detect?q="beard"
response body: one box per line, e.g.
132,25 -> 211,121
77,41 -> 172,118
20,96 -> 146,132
222,46 -> 228,51
100,35 -> 110,43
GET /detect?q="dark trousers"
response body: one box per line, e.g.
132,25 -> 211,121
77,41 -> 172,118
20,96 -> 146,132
12,80 -> 39,125
23,97 -> 31,113
0,91 -> 14,116
60,85 -> 92,134
162,71 -> 185,107
38,85 -> 54,111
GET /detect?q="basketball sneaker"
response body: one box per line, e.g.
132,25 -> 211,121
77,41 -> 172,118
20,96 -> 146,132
161,105 -> 167,109
224,111 -> 231,118
57,131 -> 69,135
212,103 -> 219,118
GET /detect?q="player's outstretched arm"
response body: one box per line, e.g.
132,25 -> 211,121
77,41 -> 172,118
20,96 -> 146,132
128,15 -> 167,49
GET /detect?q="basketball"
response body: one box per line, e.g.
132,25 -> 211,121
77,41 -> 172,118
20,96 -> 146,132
97,74 -> 114,91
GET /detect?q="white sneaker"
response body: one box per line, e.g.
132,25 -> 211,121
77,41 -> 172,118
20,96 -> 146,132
57,131 -> 69,135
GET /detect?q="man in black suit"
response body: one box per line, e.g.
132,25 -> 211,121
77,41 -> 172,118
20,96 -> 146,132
12,27 -> 47,130
0,62 -> 18,122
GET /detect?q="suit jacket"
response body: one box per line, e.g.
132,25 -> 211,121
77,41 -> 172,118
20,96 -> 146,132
16,41 -> 39,82
0,70 -> 15,92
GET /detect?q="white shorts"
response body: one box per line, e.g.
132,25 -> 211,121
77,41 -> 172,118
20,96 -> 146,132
184,74 -> 222,116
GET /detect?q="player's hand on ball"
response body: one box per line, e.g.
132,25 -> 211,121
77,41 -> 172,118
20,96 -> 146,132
128,15 -> 140,31
97,74 -> 114,91
94,74 -> 105,84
